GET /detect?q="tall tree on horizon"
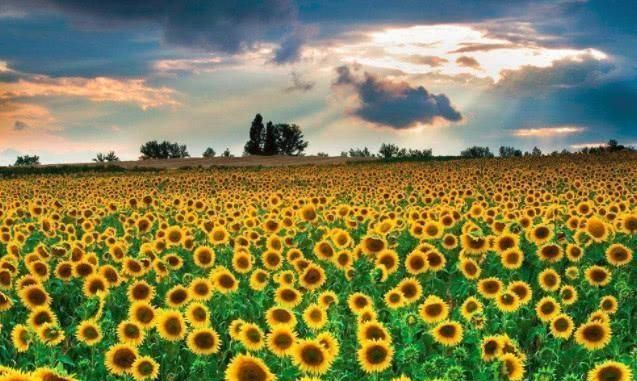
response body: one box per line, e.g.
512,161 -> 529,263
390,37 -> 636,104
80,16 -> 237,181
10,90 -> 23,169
244,113 -> 265,155
263,121 -> 278,155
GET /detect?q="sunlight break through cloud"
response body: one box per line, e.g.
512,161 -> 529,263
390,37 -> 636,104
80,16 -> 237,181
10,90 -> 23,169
513,126 -> 586,137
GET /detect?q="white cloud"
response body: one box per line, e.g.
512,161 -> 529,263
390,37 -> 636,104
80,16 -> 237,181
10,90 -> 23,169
316,24 -> 607,82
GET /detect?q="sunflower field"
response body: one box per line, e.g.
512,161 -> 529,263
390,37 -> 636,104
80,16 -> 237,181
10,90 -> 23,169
0,154 -> 635,381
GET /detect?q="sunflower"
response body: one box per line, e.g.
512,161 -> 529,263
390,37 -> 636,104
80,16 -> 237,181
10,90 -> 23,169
275,286 -> 302,308
229,319 -> 246,341
357,307 -> 378,325
426,251 -> 447,272
315,331 -> 340,359
538,268 -> 561,292
587,361 -> 632,381
129,301 -> 156,328
357,321 -> 392,344
394,278 -> 421,304
535,296 -> 561,323
225,353 -> 275,381
131,356 -> 160,381
495,291 -> 520,313
441,233 -> 458,249
212,269 -> 239,294
599,295 -> 618,314
549,314 -> 574,339
588,310 -> 611,325
193,246 -> 216,269
528,224 -> 554,245
565,265 -> 580,280
431,320 -> 463,346
187,327 -> 221,355
156,310 -> 186,341
76,319 -> 102,346
360,236 -> 387,257
477,277 -> 503,299
566,244 -> 584,262
375,249 -> 399,274
300,264 -> 326,291
28,306 -> 57,329
266,325 -> 297,357
419,295 -> 449,324
500,249 -> 524,270
186,278 -> 212,301
461,233 -> 489,255
404,250 -> 428,275
317,291 -> 338,309
357,340 -> 393,373
249,269 -> 269,291
383,289 -> 405,309
265,306 -> 297,328
208,226 -> 230,245
605,243 -> 633,266
127,280 -> 155,303
507,281 -> 533,305
494,233 -> 519,255
575,321 -> 612,350
559,285 -> 578,305
500,353 -> 525,381
117,320 -> 145,347
18,284 -> 50,310
178,302 -> 207,327
537,244 -> 563,263
105,343 -> 138,375
459,257 -> 481,279
11,324 -> 31,352
239,323 -> 265,351
480,335 -> 502,361
585,216 -> 610,242
348,292 -> 373,315
165,285 -> 190,308
232,250 -> 253,274
301,304 -> 326,330
293,339 -> 332,375
460,296 -> 483,321
585,265 -> 612,287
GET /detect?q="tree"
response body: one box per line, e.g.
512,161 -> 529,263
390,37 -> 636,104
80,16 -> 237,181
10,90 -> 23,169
499,146 -> 522,158
531,146 -> 543,156
244,114 -> 265,155
222,148 -> 233,157
140,140 -> 189,159
317,152 -> 329,157
378,143 -> 400,159
263,121 -> 278,156
14,155 -> 40,166
202,147 -> 216,158
460,146 -> 494,158
348,147 -> 374,158
276,124 -> 308,156
93,151 -> 119,163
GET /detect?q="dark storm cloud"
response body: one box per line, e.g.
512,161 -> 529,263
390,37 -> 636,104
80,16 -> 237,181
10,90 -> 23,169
490,53 -> 637,141
5,0 -> 298,57
333,65 -> 462,129
456,56 -> 481,69
284,71 -> 315,92
495,55 -> 617,94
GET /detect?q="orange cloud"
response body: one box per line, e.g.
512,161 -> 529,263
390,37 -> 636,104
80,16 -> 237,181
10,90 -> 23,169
513,126 -> 585,137
1,76 -> 179,110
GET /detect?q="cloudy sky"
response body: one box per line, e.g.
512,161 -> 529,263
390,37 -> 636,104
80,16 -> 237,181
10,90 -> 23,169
1,0 -> 636,164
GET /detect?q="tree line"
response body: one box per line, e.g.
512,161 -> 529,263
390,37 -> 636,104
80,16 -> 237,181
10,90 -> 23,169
5,114 -> 634,167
